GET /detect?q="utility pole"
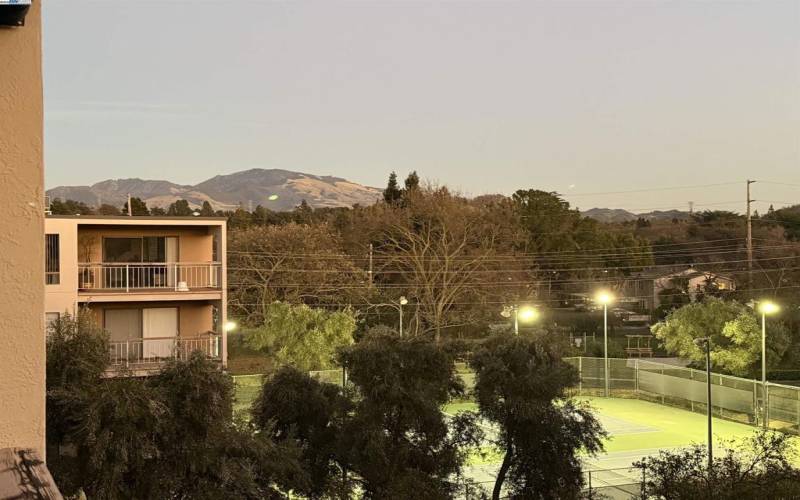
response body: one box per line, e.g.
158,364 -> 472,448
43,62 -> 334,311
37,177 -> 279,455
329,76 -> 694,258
746,180 -> 756,291
688,201 -> 694,216
368,243 -> 374,288
127,193 -> 132,216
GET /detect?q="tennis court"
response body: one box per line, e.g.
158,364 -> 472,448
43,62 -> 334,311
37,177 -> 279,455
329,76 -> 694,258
448,395 -> 762,498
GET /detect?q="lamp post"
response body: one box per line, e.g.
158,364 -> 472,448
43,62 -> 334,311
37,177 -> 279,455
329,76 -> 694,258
595,291 -> 614,397
398,296 -> 408,338
502,305 -> 539,335
694,337 -> 713,471
758,300 -> 779,428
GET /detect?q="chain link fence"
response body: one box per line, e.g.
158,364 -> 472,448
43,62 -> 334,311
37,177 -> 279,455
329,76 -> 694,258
565,357 -> 800,434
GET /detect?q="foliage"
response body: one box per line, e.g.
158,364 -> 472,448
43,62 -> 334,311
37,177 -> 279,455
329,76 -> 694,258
634,431 -> 800,499
200,200 -> 215,216
338,335 -> 481,498
122,196 -> 150,215
383,171 -> 403,204
46,310 -> 110,447
228,223 -> 369,324
47,321 -> 304,499
469,334 -> 606,499
652,298 -> 790,377
49,198 -> 93,215
167,198 -> 193,216
253,367 -> 352,498
245,302 -> 356,371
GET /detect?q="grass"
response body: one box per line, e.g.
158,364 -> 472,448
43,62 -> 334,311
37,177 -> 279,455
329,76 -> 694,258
233,373 -> 264,417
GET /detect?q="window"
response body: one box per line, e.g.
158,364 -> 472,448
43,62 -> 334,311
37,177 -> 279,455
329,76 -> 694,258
45,312 -> 60,334
45,234 -> 60,285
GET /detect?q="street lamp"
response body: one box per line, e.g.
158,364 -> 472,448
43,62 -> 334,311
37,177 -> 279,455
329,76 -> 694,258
398,296 -> 408,338
694,337 -> 713,471
758,300 -> 780,428
502,305 -> 539,335
595,291 -> 614,397
223,320 -> 237,332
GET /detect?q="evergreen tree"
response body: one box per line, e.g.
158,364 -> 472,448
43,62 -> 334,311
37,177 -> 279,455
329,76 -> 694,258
122,197 -> 150,216
403,171 -> 420,193
383,171 -> 402,204
200,201 -> 215,216
167,199 -> 193,216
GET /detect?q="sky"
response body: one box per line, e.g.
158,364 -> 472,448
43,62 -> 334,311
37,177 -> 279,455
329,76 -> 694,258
43,1 -> 799,212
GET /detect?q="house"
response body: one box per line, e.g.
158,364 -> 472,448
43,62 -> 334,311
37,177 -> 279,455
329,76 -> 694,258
624,266 -> 736,312
44,215 -> 228,375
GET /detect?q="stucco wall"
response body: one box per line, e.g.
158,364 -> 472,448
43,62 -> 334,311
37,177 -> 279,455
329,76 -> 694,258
0,1 -> 45,453
88,301 -> 214,337
78,226 -> 214,263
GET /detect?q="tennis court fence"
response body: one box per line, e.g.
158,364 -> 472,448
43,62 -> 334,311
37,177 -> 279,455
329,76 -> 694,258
564,357 -> 800,435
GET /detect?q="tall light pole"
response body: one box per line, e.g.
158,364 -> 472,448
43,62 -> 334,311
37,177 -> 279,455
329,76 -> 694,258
758,300 -> 779,428
502,305 -> 539,335
694,337 -> 713,471
398,296 -> 408,338
595,291 -> 614,397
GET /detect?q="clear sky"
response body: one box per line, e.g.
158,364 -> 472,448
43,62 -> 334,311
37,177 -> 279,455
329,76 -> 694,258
43,1 -> 799,212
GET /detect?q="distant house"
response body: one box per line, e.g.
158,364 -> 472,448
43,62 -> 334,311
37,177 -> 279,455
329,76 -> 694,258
624,266 -> 736,312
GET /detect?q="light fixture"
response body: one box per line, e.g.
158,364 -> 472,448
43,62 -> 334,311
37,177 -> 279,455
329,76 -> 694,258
399,296 -> 408,306
223,321 -> 237,332
595,291 -> 614,305
517,306 -> 539,323
759,301 -> 780,315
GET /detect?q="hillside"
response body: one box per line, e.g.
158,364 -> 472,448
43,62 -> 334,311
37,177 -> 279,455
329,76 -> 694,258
47,169 -> 383,211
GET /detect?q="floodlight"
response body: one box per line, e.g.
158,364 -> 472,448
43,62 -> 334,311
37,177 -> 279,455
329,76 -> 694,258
759,301 -> 779,315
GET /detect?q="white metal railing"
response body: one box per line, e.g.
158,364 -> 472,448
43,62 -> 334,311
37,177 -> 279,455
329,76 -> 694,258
109,335 -> 221,367
78,262 -> 221,291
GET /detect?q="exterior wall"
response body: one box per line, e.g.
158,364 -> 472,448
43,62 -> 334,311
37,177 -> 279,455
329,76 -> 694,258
0,0 -> 45,453
78,226 -> 214,263
44,218 -> 79,316
87,301 -> 214,337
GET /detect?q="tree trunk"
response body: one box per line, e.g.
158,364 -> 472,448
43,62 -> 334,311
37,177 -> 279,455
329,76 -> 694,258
493,441 -> 513,500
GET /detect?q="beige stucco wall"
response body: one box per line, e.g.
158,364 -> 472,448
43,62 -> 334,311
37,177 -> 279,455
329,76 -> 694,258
78,226 -> 214,263
87,301 -> 214,337
0,1 -> 45,453
44,218 -> 80,316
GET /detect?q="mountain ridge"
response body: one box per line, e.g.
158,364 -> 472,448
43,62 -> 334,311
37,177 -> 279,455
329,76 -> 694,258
47,169 -> 383,212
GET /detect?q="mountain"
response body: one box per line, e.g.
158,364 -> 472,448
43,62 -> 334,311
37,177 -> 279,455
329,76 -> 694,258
582,208 -> 690,223
47,169 -> 383,212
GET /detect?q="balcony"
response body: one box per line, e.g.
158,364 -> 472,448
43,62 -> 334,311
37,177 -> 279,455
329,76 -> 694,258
108,334 -> 222,371
78,262 -> 222,292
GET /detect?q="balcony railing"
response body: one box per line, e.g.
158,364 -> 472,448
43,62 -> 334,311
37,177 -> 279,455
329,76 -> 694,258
109,334 -> 221,367
78,262 -> 222,292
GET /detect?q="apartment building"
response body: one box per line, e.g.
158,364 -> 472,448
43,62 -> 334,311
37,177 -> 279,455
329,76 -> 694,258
45,215 -> 228,374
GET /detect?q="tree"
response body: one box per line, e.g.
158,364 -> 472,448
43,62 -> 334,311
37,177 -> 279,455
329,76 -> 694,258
470,334 -> 606,499
228,223 -> 369,324
200,200 -> 215,216
652,298 -> 790,377
403,170 -> 420,193
253,367 -> 351,498
378,187 -> 526,341
337,335 -> 480,498
49,198 -> 94,215
46,311 -> 110,456
635,431 -> 800,499
122,196 -> 150,216
245,302 -> 356,371
96,203 -> 121,215
383,171 -> 403,205
150,206 -> 167,216
153,352 -> 307,499
167,199 -> 193,216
